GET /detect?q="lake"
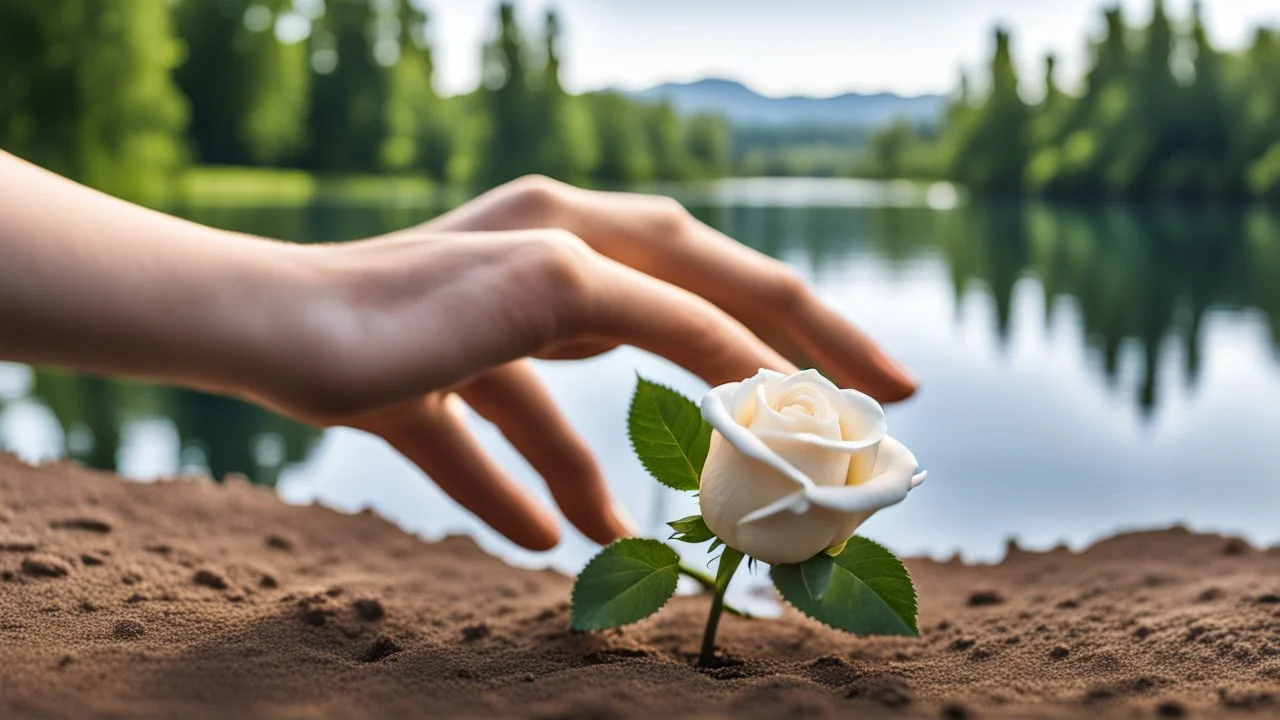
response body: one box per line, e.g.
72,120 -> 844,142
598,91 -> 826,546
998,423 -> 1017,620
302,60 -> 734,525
3,178 -> 1280,586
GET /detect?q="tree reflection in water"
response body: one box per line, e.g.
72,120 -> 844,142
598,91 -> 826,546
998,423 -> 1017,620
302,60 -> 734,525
8,195 -> 1280,482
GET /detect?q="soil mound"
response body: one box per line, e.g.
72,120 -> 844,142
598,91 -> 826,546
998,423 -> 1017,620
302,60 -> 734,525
1,453 -> 1278,719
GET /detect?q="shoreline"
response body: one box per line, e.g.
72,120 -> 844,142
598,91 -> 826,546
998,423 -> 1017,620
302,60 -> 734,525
2,453 -> 1278,719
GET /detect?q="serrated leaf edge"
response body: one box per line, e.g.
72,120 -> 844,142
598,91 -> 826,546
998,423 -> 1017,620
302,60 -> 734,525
627,377 -> 706,493
846,537 -> 919,633
770,537 -> 919,637
570,538 -> 680,631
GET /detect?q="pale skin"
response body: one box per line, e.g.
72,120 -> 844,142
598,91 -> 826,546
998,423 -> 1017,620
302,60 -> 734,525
0,151 -> 916,551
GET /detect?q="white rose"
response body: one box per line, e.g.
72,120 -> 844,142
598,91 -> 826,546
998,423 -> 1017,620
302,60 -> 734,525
698,369 -> 925,565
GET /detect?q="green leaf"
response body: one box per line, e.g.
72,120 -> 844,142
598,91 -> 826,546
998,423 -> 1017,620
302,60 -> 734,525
667,514 -> 715,544
770,537 -> 918,636
571,539 -> 681,631
800,553 -> 837,600
628,377 -> 711,492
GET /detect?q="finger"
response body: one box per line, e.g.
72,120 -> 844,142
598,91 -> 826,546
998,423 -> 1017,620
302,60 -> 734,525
457,361 -> 634,545
354,395 -> 561,551
411,176 -> 914,400
534,339 -> 619,360
579,257 -> 798,387
565,189 -> 918,401
789,300 -> 918,402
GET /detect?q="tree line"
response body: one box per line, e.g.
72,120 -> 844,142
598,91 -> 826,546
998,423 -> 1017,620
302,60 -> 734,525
5,0 -> 1278,204
0,0 -> 731,203
876,0 -> 1280,200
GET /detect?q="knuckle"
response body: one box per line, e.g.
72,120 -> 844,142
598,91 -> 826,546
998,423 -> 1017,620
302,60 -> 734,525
647,196 -> 690,239
529,229 -> 592,274
502,174 -> 566,222
523,230 -> 597,330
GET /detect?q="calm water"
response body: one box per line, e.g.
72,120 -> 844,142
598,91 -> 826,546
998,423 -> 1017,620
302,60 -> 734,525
3,178 -> 1280,583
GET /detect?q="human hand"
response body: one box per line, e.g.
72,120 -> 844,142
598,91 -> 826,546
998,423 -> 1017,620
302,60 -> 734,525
244,177 -> 915,552
416,175 -> 917,403
0,154 -> 914,553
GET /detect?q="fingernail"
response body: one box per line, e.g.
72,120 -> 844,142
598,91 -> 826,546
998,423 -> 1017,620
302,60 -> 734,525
885,358 -> 918,395
611,500 -> 643,538
899,363 -> 918,385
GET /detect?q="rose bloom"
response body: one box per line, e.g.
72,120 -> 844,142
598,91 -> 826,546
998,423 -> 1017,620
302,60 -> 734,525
698,369 -> 925,565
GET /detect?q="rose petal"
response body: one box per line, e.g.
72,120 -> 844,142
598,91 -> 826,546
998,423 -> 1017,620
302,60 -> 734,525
772,369 -> 843,421
750,429 -> 882,453
741,384 -> 884,455
837,388 -> 887,446
734,436 -> 920,522
803,436 -> 922,514
706,381 -> 744,422
700,370 -> 924,565
750,382 -> 843,440
699,436 -> 832,564
770,370 -> 840,421
725,369 -> 786,426
701,382 -> 813,490
738,490 -> 808,525
742,432 -> 852,488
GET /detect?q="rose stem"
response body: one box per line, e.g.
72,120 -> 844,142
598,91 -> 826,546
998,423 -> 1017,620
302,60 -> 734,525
679,563 -> 716,591
698,547 -> 745,667
680,562 -> 754,619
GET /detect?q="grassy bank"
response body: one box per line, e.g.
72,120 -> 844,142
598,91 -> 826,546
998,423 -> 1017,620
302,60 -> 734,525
180,166 -> 460,207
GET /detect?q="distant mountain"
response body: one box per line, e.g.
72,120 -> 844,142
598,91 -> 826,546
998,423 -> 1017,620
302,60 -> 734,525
626,78 -> 945,128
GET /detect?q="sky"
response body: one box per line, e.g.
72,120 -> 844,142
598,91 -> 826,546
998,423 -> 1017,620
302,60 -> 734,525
417,0 -> 1280,98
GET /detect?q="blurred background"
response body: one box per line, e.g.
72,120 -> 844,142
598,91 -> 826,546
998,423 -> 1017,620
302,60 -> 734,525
2,0 -> 1280,579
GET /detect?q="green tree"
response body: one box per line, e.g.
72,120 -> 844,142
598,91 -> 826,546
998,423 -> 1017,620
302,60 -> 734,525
381,0 -> 456,179
476,3 -> 540,187
947,28 -> 1030,195
1069,7 -> 1129,138
1106,0 -> 1181,195
1241,29 -> 1280,158
174,0 -> 310,167
173,0 -> 246,165
1243,29 -> 1280,197
530,9 -> 597,184
239,1 -> 311,165
1026,7 -> 1133,197
1041,54 -> 1063,113
585,92 -> 652,184
869,121 -> 912,178
933,0 -> 1280,199
303,0 -> 390,173
685,113 -> 731,179
1175,0 -> 1233,197
1030,54 -> 1068,149
0,0 -> 188,203
643,102 -> 689,180
937,70 -> 976,170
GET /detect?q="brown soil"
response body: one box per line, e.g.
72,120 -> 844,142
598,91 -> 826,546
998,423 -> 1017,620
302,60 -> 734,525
1,453 -> 1278,719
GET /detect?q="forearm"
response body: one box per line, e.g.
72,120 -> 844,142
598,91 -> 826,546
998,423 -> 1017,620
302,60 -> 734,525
0,151 -> 318,397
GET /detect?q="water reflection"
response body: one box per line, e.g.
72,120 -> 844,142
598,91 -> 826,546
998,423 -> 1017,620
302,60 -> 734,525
2,184 -> 1280,568
720,201 -> 1280,415
26,368 -> 317,487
